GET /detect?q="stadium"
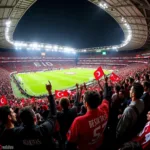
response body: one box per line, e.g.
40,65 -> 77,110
0,0 -> 150,150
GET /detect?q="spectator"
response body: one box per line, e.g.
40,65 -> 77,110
109,85 -> 121,132
0,106 -> 17,147
0,81 -> 56,149
77,105 -> 87,116
66,76 -> 110,150
141,81 -> 150,114
128,77 -> 134,90
57,84 -> 80,142
16,81 -> 56,149
116,83 -> 144,144
144,74 -> 150,82
135,75 -> 140,83
111,85 -> 121,103
132,111 -> 150,150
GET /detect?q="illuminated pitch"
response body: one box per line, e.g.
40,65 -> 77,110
14,68 -> 112,97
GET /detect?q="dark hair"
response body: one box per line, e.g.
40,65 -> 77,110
125,78 -> 129,83
115,85 -> 121,93
120,89 -> 125,95
19,106 -> 35,126
124,83 -> 128,89
143,81 -> 150,89
120,141 -> 142,150
60,98 -> 69,109
14,107 -> 19,114
84,91 -> 101,109
145,74 -> 149,81
42,110 -> 49,120
129,77 -> 134,84
0,106 -> 11,124
135,75 -> 140,81
81,105 -> 87,114
56,101 -> 59,105
132,83 -> 144,99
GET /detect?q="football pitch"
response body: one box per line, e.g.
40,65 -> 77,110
14,68 -> 112,97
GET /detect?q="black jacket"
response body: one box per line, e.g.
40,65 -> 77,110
57,91 -> 80,141
0,128 -> 17,148
15,94 -> 56,150
0,95 -> 56,150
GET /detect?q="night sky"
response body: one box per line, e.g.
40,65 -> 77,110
13,0 -> 124,49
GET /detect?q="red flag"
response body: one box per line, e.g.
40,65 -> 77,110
31,97 -> 35,103
67,90 -> 76,97
38,99 -> 42,103
21,99 -> 25,104
94,67 -> 104,80
20,99 -> 25,106
67,90 -> 72,95
110,72 -> 120,82
0,96 -> 8,106
55,90 -> 69,99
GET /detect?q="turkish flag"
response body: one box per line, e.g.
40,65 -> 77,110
67,90 -> 76,97
55,90 -> 69,99
110,72 -> 120,82
67,90 -> 72,95
0,96 -> 8,106
94,66 -> 104,80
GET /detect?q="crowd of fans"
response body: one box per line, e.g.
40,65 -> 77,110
0,63 -> 150,150
0,68 -> 15,101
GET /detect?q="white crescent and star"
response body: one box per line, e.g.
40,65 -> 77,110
0,98 -> 4,104
57,92 -> 64,97
96,71 -> 101,77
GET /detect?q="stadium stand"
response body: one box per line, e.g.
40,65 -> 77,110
1,0 -> 150,149
0,52 -> 150,149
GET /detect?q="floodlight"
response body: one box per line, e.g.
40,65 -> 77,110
59,46 -> 63,50
6,20 -> 11,27
31,43 -> 38,48
103,3 -> 108,9
45,44 -> 52,49
14,42 -> 23,47
39,44 -> 44,48
54,45 -> 58,50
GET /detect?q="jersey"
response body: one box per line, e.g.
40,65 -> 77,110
67,100 -> 109,150
133,121 -> 150,150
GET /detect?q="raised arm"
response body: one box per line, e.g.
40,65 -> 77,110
98,79 -> 104,92
98,76 -> 111,112
83,82 -> 87,91
46,81 -> 56,117
39,81 -> 56,135
74,83 -> 83,107
103,76 -> 110,101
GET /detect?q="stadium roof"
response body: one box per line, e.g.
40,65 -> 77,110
0,0 -> 36,48
0,0 -> 150,52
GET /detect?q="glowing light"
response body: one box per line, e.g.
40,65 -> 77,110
4,17 -> 132,53
6,20 -> 11,27
99,2 -> 108,9
53,45 -> 58,50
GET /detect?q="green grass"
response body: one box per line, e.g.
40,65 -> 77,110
14,68 -> 112,97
